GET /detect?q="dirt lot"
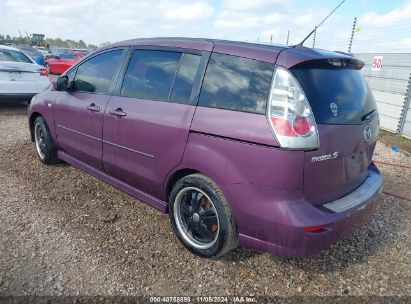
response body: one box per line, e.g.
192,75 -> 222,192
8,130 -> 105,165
0,101 -> 410,301
379,129 -> 411,154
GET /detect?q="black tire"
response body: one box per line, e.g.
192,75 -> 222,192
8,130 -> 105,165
169,173 -> 237,257
33,116 -> 59,165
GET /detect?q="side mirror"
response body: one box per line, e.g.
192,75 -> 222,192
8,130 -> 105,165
56,76 -> 69,91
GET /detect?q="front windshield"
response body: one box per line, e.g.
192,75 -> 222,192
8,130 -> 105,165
0,49 -> 32,63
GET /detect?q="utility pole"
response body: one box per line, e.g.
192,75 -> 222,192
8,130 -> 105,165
348,17 -> 357,53
270,34 -> 273,44
286,30 -> 290,44
312,26 -> 317,48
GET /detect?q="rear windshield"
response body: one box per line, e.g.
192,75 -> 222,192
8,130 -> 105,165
292,67 -> 376,124
15,46 -> 42,57
59,52 -> 78,59
0,49 -> 32,63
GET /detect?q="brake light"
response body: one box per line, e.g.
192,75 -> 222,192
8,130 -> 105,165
304,225 -> 325,233
267,67 -> 319,150
39,68 -> 48,77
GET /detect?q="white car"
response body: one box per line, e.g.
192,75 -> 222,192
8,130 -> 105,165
0,45 -> 50,102
33,46 -> 51,57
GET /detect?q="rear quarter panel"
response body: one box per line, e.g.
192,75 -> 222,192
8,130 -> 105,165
179,131 -> 304,189
171,107 -> 305,203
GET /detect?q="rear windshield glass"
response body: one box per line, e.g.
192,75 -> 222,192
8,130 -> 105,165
13,46 -> 42,57
0,49 -> 32,63
292,67 -> 377,124
59,52 -> 78,59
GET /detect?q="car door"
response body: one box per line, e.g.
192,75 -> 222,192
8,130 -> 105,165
54,48 -> 125,170
102,48 -> 208,197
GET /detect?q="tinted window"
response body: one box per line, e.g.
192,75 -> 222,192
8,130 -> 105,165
292,67 -> 377,124
121,50 -> 182,101
199,53 -> 274,114
0,49 -> 32,63
170,54 -> 201,103
73,50 -> 123,94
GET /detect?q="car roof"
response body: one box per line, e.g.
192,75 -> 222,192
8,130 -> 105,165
0,44 -> 23,51
102,37 -> 290,64
98,37 -> 358,67
125,37 -> 285,47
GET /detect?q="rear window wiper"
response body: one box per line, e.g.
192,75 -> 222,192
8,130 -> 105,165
361,110 -> 377,122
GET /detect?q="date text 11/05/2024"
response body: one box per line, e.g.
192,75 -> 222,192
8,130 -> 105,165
149,296 -> 256,303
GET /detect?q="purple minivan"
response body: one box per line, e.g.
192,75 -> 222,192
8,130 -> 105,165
28,38 -> 382,257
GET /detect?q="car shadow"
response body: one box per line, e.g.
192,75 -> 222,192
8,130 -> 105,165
217,246 -> 263,261
0,101 -> 28,116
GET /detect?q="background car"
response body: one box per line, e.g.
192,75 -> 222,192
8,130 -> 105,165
71,48 -> 91,56
12,44 -> 45,65
33,46 -> 51,57
0,45 -> 50,102
45,51 -> 84,74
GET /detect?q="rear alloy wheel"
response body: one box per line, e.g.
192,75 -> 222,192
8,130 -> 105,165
169,174 -> 237,257
33,116 -> 59,165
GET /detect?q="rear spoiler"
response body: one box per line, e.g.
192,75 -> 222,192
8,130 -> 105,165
276,45 -> 364,70
291,57 -> 365,70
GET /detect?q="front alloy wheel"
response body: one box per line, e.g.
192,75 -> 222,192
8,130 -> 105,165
33,116 -> 59,165
34,122 -> 47,161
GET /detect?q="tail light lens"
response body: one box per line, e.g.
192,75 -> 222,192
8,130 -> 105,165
39,68 -> 48,77
267,67 -> 319,150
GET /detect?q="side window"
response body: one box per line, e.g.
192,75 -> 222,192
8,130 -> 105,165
199,53 -> 274,114
73,49 -> 123,94
170,54 -> 201,104
120,50 -> 181,101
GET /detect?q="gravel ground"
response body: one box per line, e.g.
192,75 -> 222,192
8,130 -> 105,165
0,102 -> 410,300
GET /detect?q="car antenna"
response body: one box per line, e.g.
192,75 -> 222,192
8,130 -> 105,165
297,0 -> 346,47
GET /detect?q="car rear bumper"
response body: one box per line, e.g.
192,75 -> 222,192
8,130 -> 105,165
0,93 -> 36,102
226,163 -> 382,257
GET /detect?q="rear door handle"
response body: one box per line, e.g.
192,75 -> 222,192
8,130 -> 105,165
87,103 -> 100,112
109,108 -> 126,117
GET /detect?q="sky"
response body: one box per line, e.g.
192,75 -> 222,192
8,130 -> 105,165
1,0 -> 410,52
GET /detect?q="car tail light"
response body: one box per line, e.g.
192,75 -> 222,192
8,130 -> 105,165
39,68 -> 48,77
304,225 -> 325,233
267,67 -> 319,150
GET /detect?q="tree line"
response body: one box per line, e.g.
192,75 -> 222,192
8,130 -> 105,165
0,34 -> 98,49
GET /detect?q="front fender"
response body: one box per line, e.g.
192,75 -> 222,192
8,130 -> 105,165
28,90 -> 58,141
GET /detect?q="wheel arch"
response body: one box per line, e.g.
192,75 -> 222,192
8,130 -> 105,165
29,112 -> 42,142
165,168 -> 200,201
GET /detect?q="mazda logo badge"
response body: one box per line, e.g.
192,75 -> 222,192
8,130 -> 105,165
364,126 -> 372,142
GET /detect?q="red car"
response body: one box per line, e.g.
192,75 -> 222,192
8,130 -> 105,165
45,51 -> 84,75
